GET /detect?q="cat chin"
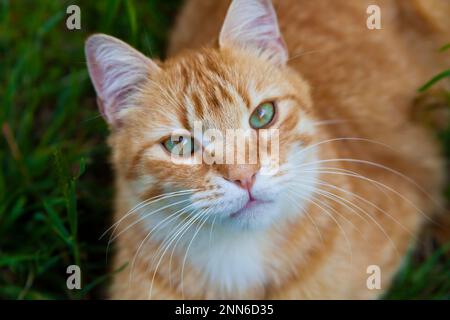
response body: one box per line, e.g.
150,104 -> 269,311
217,201 -> 283,231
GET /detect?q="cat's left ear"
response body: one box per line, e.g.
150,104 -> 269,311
85,34 -> 161,126
219,0 -> 288,65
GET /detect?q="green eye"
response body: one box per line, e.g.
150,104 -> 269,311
249,102 -> 276,129
162,135 -> 198,157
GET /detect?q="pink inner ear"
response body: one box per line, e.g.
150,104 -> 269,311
97,96 -> 124,128
85,34 -> 160,127
87,53 -> 120,125
219,0 -> 288,65
259,38 -> 288,65
87,52 -> 115,124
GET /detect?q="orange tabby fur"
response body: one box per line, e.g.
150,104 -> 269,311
87,0 -> 449,299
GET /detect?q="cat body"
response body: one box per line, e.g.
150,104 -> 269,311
85,0 -> 448,299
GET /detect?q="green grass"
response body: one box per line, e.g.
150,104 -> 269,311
0,0 -> 181,299
385,43 -> 450,300
0,0 -> 448,300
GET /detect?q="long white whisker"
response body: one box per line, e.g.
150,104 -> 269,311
297,137 -> 397,160
180,208 -> 213,299
303,167 -> 391,198
101,188 -> 200,240
301,168 -> 435,223
291,179 -> 401,256
309,178 -> 415,238
284,191 -> 324,243
103,189 -> 199,262
208,213 -> 219,249
129,201 -> 198,285
311,119 -> 349,127
296,158 -> 441,210
309,190 -> 362,236
148,208 -> 208,299
287,187 -> 354,262
109,198 -> 191,244
167,208 -> 206,289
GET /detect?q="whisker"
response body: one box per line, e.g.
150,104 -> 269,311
180,208 -> 213,299
148,211 -> 201,299
167,204 -> 216,288
291,179 -> 401,256
296,158 -> 441,212
287,187 -> 354,262
284,191 -> 324,243
103,189 -> 199,263
303,167 -> 391,198
101,188 -> 199,240
297,137 -> 397,160
311,119 -> 349,127
129,202 -> 198,285
301,167 -> 435,223
109,198 -> 192,244
288,48 -> 336,62
208,213 -> 219,249
151,207 -> 203,290
167,209 -> 207,289
313,179 -> 416,237
312,191 -> 363,236
148,208 -> 209,299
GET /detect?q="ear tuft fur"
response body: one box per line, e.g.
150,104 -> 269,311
219,0 -> 288,65
85,34 -> 160,126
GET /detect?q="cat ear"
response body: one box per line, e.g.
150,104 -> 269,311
219,0 -> 288,65
85,34 -> 160,126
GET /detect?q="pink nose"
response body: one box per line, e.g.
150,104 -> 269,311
221,164 -> 258,191
232,173 -> 256,191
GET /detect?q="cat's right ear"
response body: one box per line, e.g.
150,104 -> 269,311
219,0 -> 288,65
85,34 -> 160,126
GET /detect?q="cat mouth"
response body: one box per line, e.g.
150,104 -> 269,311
230,199 -> 272,218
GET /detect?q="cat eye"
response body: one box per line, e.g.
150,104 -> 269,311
162,135 -> 198,157
249,102 -> 276,129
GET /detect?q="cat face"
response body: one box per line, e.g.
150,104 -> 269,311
86,0 -> 319,230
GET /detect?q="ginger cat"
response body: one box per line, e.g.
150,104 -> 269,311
85,0 -> 449,299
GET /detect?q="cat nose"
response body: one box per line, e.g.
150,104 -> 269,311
222,164 -> 259,191
234,174 -> 256,191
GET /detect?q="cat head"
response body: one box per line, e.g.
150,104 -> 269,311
85,0 -> 319,231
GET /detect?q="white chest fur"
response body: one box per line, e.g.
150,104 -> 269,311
187,227 -> 269,295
